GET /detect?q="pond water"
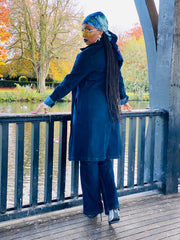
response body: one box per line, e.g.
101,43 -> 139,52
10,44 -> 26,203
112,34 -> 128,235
0,100 -> 148,114
0,100 -> 149,208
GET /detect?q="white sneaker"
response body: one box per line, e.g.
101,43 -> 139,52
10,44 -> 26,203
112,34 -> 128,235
108,209 -> 120,225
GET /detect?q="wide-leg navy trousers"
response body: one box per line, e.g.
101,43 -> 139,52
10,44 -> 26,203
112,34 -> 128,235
80,159 -> 120,216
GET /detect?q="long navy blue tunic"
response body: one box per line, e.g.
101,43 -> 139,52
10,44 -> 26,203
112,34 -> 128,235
44,39 -> 129,161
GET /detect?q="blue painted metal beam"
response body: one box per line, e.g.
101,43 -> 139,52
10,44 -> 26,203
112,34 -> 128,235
135,0 -> 177,194
134,0 -> 157,107
165,0 -> 179,194
134,0 -> 175,110
153,0 -> 175,110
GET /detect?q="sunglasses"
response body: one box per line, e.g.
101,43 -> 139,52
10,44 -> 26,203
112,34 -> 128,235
80,28 -> 98,38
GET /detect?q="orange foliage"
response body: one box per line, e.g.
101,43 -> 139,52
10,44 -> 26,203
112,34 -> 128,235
49,57 -> 74,82
124,23 -> 143,40
117,23 -> 143,53
0,0 -> 11,62
117,35 -> 127,53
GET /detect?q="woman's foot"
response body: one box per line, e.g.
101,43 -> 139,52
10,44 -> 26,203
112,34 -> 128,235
108,209 -> 120,225
86,214 -> 98,219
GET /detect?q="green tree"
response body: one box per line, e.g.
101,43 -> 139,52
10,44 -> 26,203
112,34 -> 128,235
8,0 -> 83,92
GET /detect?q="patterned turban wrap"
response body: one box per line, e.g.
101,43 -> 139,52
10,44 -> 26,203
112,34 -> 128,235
82,11 -> 123,67
82,11 -> 111,38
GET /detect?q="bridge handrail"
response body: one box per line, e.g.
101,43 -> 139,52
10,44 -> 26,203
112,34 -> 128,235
0,108 -> 167,122
0,109 -> 169,222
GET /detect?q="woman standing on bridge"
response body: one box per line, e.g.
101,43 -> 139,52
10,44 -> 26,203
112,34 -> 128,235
33,11 -> 132,225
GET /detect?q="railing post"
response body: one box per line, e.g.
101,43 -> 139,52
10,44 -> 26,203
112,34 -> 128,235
165,0 -> 179,194
128,117 -> 137,187
30,122 -> 40,206
117,118 -> 126,189
0,123 -> 8,213
137,117 -> 146,186
57,120 -> 67,201
165,111 -> 179,194
44,121 -> 54,204
160,113 -> 169,193
144,117 -> 155,184
14,123 -> 25,209
71,161 -> 79,199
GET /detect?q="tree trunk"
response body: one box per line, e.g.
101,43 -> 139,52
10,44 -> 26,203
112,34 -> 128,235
34,62 -> 50,93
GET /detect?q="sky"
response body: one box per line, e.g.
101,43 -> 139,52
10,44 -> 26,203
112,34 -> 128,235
77,0 -> 159,34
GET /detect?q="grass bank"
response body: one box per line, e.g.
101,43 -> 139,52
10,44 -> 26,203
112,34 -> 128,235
0,85 -> 149,102
0,85 -> 70,102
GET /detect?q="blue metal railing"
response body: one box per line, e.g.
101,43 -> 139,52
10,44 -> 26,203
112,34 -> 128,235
0,109 -> 169,222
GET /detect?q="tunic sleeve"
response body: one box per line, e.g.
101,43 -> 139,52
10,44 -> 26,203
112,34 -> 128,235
44,51 -> 92,107
119,70 -> 129,105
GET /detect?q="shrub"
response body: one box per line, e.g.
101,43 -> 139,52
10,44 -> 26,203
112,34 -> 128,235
19,76 -> 28,82
0,80 -> 59,88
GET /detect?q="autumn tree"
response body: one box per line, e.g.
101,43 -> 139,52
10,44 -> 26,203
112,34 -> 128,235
8,0 -> 83,92
0,0 -> 11,66
7,55 -> 35,79
118,24 -> 148,97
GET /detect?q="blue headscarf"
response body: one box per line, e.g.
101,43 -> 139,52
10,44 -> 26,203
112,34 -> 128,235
82,11 -> 111,39
82,11 -> 123,66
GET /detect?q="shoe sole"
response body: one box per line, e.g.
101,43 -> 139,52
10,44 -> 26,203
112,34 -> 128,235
108,218 -> 120,225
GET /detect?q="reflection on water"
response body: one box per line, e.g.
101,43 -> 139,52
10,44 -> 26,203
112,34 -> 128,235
0,100 -> 149,114
0,101 -> 72,114
0,100 -> 149,208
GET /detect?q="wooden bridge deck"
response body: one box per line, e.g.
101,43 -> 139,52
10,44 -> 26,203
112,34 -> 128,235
0,190 -> 180,240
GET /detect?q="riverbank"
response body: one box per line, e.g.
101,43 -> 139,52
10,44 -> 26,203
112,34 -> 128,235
0,85 -> 71,102
0,85 -> 149,102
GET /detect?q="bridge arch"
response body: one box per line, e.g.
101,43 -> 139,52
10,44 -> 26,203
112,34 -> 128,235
134,0 -> 175,110
135,0 -> 180,194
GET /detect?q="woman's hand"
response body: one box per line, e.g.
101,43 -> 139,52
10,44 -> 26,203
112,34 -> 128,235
31,102 -> 49,114
120,103 -> 132,111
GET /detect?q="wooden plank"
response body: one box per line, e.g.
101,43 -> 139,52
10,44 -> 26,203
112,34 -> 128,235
18,211 -> 180,240
1,192 -> 180,240
122,220 -> 180,240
